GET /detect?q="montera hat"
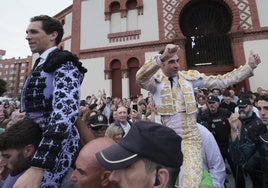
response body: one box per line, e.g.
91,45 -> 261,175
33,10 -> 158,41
96,121 -> 183,170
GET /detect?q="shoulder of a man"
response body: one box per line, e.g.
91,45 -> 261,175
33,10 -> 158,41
251,112 -> 263,123
114,120 -> 121,127
43,49 -> 87,73
179,70 -> 202,81
127,120 -> 133,126
201,110 -> 210,119
231,101 -> 237,106
219,107 -> 232,117
247,117 -> 267,141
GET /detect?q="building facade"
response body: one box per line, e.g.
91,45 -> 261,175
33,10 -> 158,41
1,0 -> 268,99
0,50 -> 32,98
62,0 -> 268,99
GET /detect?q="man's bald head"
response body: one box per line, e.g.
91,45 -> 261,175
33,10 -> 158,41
71,137 -> 116,188
81,137 -> 115,157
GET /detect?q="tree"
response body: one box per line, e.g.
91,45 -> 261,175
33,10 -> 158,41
0,79 -> 7,96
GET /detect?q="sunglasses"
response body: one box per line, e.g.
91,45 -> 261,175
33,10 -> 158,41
238,105 -> 248,109
91,125 -> 107,131
207,101 -> 216,104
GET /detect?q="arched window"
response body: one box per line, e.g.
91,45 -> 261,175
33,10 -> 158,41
180,0 -> 233,68
110,60 -> 122,98
110,2 -> 121,33
127,57 -> 140,97
110,1 -> 120,13
106,0 -> 143,42
126,0 -> 138,31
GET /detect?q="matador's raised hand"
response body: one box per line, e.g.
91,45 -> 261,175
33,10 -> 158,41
248,50 -> 261,69
160,44 -> 180,62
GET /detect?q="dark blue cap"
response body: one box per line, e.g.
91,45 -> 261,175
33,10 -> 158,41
96,121 -> 183,170
207,95 -> 220,103
87,114 -> 108,129
237,98 -> 252,107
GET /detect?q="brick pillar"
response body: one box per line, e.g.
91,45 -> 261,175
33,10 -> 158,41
71,0 -> 81,57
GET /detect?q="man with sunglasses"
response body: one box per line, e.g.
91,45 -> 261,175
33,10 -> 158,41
230,98 -> 264,187
229,97 -> 267,187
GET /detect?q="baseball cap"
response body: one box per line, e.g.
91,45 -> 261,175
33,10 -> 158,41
260,133 -> 268,143
207,95 -> 220,103
87,114 -> 108,130
96,121 -> 183,170
237,98 -> 252,108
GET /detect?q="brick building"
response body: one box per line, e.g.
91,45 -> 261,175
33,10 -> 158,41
0,51 -> 32,98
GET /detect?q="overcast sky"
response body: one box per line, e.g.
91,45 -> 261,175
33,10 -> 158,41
0,0 -> 72,59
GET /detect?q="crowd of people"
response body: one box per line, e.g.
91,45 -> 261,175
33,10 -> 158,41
76,88 -> 268,187
0,14 -> 267,188
0,86 -> 268,187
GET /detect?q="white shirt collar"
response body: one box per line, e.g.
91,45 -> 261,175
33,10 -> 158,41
40,46 -> 58,61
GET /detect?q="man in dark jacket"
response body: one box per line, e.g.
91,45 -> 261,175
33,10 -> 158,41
220,90 -> 237,113
201,95 -> 235,179
253,94 -> 268,187
229,98 -> 264,188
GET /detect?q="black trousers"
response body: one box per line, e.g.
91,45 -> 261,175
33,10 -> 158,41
235,165 -> 245,188
244,152 -> 263,188
263,165 -> 268,188
220,147 -> 236,179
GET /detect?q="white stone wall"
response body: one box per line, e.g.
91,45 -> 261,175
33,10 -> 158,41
80,57 -> 111,99
244,39 -> 268,91
64,39 -> 71,52
80,0 -> 159,49
127,9 -> 138,31
63,13 -> 72,38
122,78 -> 130,99
256,0 -> 268,27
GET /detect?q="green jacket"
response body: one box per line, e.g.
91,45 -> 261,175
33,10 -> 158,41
175,169 -> 213,188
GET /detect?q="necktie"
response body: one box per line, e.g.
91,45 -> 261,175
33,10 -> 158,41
32,57 -> 41,70
168,77 -> 173,89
